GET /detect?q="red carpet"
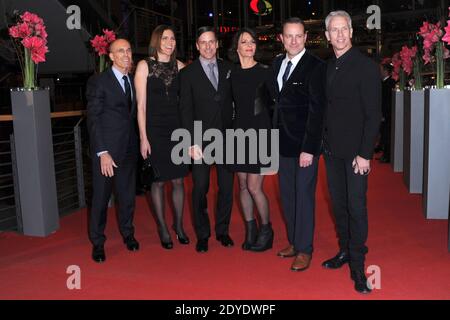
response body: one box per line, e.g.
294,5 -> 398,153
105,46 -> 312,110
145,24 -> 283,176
1,158 -> 449,300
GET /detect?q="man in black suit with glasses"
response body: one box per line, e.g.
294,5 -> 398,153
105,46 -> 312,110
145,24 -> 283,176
86,39 -> 140,263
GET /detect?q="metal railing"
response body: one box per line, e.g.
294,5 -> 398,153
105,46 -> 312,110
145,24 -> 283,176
0,114 -> 91,232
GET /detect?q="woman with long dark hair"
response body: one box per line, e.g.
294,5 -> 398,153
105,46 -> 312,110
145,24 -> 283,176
135,25 -> 189,249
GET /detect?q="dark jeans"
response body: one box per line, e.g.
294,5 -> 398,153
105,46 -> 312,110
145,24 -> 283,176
324,152 -> 369,270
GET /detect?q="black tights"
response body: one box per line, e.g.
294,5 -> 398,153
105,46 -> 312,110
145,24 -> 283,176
150,178 -> 186,242
237,173 -> 269,225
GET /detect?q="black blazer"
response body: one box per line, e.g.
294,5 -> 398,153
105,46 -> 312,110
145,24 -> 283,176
179,59 -> 234,137
325,47 -> 382,160
86,67 -> 138,163
270,51 -> 326,157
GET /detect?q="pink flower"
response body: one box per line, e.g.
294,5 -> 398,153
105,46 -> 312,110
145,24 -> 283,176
31,45 -> 49,63
21,36 -> 46,50
34,23 -> 48,40
103,29 -> 116,43
444,47 -> 450,60
443,21 -> 450,45
400,45 -> 414,75
91,35 -> 109,56
423,51 -> 432,65
21,11 -> 43,25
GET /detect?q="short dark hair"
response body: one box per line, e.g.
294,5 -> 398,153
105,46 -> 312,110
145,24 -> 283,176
282,17 -> 306,33
228,28 -> 259,63
196,26 -> 217,41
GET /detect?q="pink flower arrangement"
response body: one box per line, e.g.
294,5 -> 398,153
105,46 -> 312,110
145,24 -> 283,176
418,9 -> 450,88
90,29 -> 116,72
400,45 -> 417,75
418,21 -> 446,64
8,11 -> 49,89
443,7 -> 450,45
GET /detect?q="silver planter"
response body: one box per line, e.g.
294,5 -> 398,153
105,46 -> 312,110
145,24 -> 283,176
391,90 -> 404,172
10,89 -> 59,236
403,90 -> 425,194
423,88 -> 450,220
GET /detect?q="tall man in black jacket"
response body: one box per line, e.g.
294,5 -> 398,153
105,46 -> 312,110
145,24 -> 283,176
271,18 -> 326,272
179,27 -> 235,253
321,11 -> 381,294
86,39 -> 140,263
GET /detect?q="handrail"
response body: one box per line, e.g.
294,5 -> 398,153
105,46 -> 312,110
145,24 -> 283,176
0,110 -> 86,122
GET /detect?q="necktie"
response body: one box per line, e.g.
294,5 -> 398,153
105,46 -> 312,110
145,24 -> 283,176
282,61 -> 293,87
208,63 -> 218,91
123,75 -> 132,112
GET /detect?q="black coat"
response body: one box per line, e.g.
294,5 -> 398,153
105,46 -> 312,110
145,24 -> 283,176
179,59 -> 234,137
86,67 -> 138,163
324,47 -> 382,160
270,51 -> 326,157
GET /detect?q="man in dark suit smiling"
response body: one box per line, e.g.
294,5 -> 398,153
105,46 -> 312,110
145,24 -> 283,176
179,27 -> 235,253
86,38 -> 140,263
270,17 -> 326,273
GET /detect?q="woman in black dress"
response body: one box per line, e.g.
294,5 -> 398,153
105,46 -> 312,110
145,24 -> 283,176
135,25 -> 189,249
228,28 -> 274,252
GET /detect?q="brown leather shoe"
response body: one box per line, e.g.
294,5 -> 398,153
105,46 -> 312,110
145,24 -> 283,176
277,245 -> 296,258
291,253 -> 312,272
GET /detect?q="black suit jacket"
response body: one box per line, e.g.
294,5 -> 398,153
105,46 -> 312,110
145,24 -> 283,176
179,59 -> 234,139
270,51 -> 326,157
325,47 -> 382,160
86,67 -> 138,163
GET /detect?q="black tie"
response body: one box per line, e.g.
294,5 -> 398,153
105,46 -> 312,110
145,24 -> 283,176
123,75 -> 132,112
282,61 -> 292,87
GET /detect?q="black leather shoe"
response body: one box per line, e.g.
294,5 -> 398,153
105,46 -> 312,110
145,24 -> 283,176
351,269 -> 372,294
216,235 -> 234,247
124,235 -> 140,251
196,239 -> 208,253
92,245 -> 106,263
322,251 -> 350,269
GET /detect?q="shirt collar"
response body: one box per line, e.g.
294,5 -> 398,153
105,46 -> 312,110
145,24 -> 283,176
199,56 -> 217,68
284,48 -> 306,68
112,66 -> 129,80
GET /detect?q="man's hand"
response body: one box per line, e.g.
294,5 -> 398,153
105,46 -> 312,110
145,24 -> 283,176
299,152 -> 314,168
352,155 -> 371,175
140,139 -> 151,159
188,145 -> 203,161
100,152 -> 118,177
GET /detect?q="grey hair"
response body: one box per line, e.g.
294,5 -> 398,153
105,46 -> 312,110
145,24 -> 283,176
325,10 -> 352,30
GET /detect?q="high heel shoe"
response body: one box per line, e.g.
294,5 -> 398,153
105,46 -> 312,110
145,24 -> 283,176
173,225 -> 190,245
158,227 -> 173,250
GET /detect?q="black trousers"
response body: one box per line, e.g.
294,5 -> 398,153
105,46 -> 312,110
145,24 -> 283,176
89,151 -> 137,247
279,155 -> 319,255
192,163 -> 234,240
323,153 -> 369,270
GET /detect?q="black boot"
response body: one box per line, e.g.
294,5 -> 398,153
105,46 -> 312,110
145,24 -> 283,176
249,222 -> 273,252
242,219 -> 258,250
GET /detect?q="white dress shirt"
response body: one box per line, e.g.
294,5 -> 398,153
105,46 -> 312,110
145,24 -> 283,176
277,48 -> 306,91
